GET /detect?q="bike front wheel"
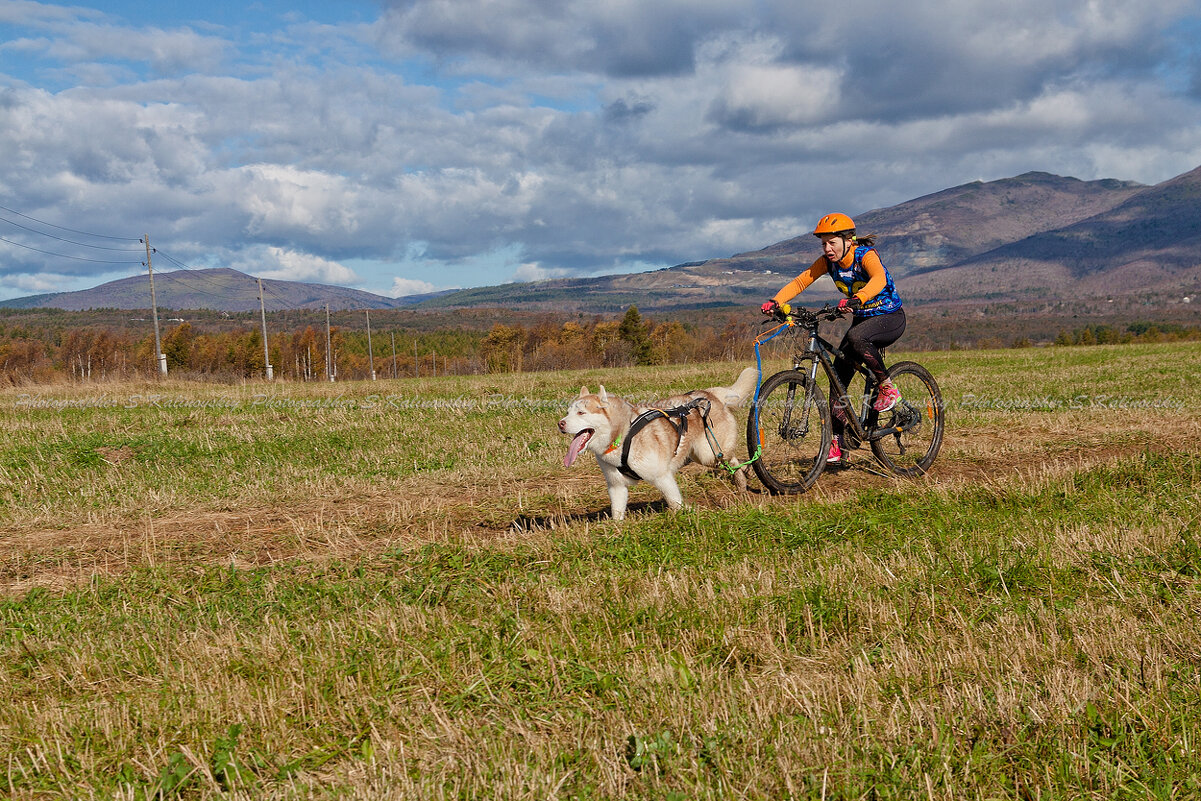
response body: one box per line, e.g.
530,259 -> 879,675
870,361 -> 944,476
748,370 -> 831,494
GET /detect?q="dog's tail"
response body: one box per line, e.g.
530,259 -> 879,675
707,366 -> 759,408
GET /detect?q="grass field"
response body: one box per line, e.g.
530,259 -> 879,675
1,341 -> 1199,799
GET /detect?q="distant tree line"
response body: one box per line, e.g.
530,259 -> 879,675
0,305 -> 759,384
0,306 -> 1195,385
1051,322 -> 1199,347
479,306 -> 758,373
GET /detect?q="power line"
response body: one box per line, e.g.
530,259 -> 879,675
0,202 -> 138,242
153,249 -> 204,273
153,249 -> 254,302
0,234 -> 144,264
262,283 -> 298,308
157,250 -> 319,314
0,204 -> 345,319
0,212 -> 144,253
261,279 -> 325,313
0,212 -> 145,252
157,272 -> 239,302
155,248 -> 357,319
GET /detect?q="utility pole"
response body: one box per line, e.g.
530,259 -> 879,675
257,278 -> 273,380
143,235 -> 167,376
325,304 -> 334,382
365,309 -> 376,380
390,332 -> 397,379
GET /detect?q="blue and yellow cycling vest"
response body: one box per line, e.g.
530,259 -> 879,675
831,245 -> 903,317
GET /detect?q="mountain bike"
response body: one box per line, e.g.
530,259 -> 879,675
746,304 -> 945,493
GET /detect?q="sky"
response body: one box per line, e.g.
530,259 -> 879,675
1,0 -> 1200,302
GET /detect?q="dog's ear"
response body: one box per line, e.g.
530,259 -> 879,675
578,386 -> 589,397
598,385 -> 608,404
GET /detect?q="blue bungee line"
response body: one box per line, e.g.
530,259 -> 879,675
747,321 -> 793,466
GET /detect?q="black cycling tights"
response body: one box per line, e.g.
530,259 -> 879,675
832,308 -> 906,431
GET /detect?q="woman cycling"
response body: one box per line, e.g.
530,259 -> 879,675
760,213 -> 906,466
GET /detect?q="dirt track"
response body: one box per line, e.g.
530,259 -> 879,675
4,414 -> 1195,596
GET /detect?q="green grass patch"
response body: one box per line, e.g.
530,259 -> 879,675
2,450 -> 1200,797
1,342 -> 1200,797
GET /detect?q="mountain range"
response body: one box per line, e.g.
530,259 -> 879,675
410,166 -> 1200,312
0,267 -> 445,312
4,166 -> 1200,314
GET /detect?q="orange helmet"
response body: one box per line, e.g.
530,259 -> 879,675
812,213 -> 856,237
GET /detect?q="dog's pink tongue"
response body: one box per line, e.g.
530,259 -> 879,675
564,431 -> 592,467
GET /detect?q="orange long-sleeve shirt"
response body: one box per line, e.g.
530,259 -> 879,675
771,247 -> 889,306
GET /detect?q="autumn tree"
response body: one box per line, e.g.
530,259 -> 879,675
650,320 -> 691,364
618,305 -> 656,365
291,326 -> 320,380
480,323 -> 527,373
88,330 -> 121,378
163,322 -> 195,371
0,339 -> 51,383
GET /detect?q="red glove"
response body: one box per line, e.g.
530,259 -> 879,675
837,297 -> 862,314
761,300 -> 779,316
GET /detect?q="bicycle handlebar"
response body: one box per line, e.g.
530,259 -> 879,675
763,303 -> 844,326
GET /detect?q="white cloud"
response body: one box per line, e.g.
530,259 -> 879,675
0,1 -> 105,27
509,262 -> 571,282
45,25 -> 227,75
237,164 -> 363,238
376,0 -> 743,77
244,247 -> 359,284
0,3 -> 228,77
709,63 -> 842,129
0,0 -> 1199,301
389,276 -> 439,296
4,272 -> 73,293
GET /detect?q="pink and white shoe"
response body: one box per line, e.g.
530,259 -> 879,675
873,380 -> 901,413
826,436 -> 842,465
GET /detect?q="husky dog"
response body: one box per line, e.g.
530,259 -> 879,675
559,367 -> 758,520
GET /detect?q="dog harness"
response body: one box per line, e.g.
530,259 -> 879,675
605,397 -> 712,481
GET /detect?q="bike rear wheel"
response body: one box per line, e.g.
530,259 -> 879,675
748,370 -> 831,494
870,361 -> 944,476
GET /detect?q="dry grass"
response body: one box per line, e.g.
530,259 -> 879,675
1,342 -> 1200,798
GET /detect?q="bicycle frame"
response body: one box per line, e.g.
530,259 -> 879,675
751,308 -> 912,448
749,304 -> 944,488
793,329 -> 877,443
